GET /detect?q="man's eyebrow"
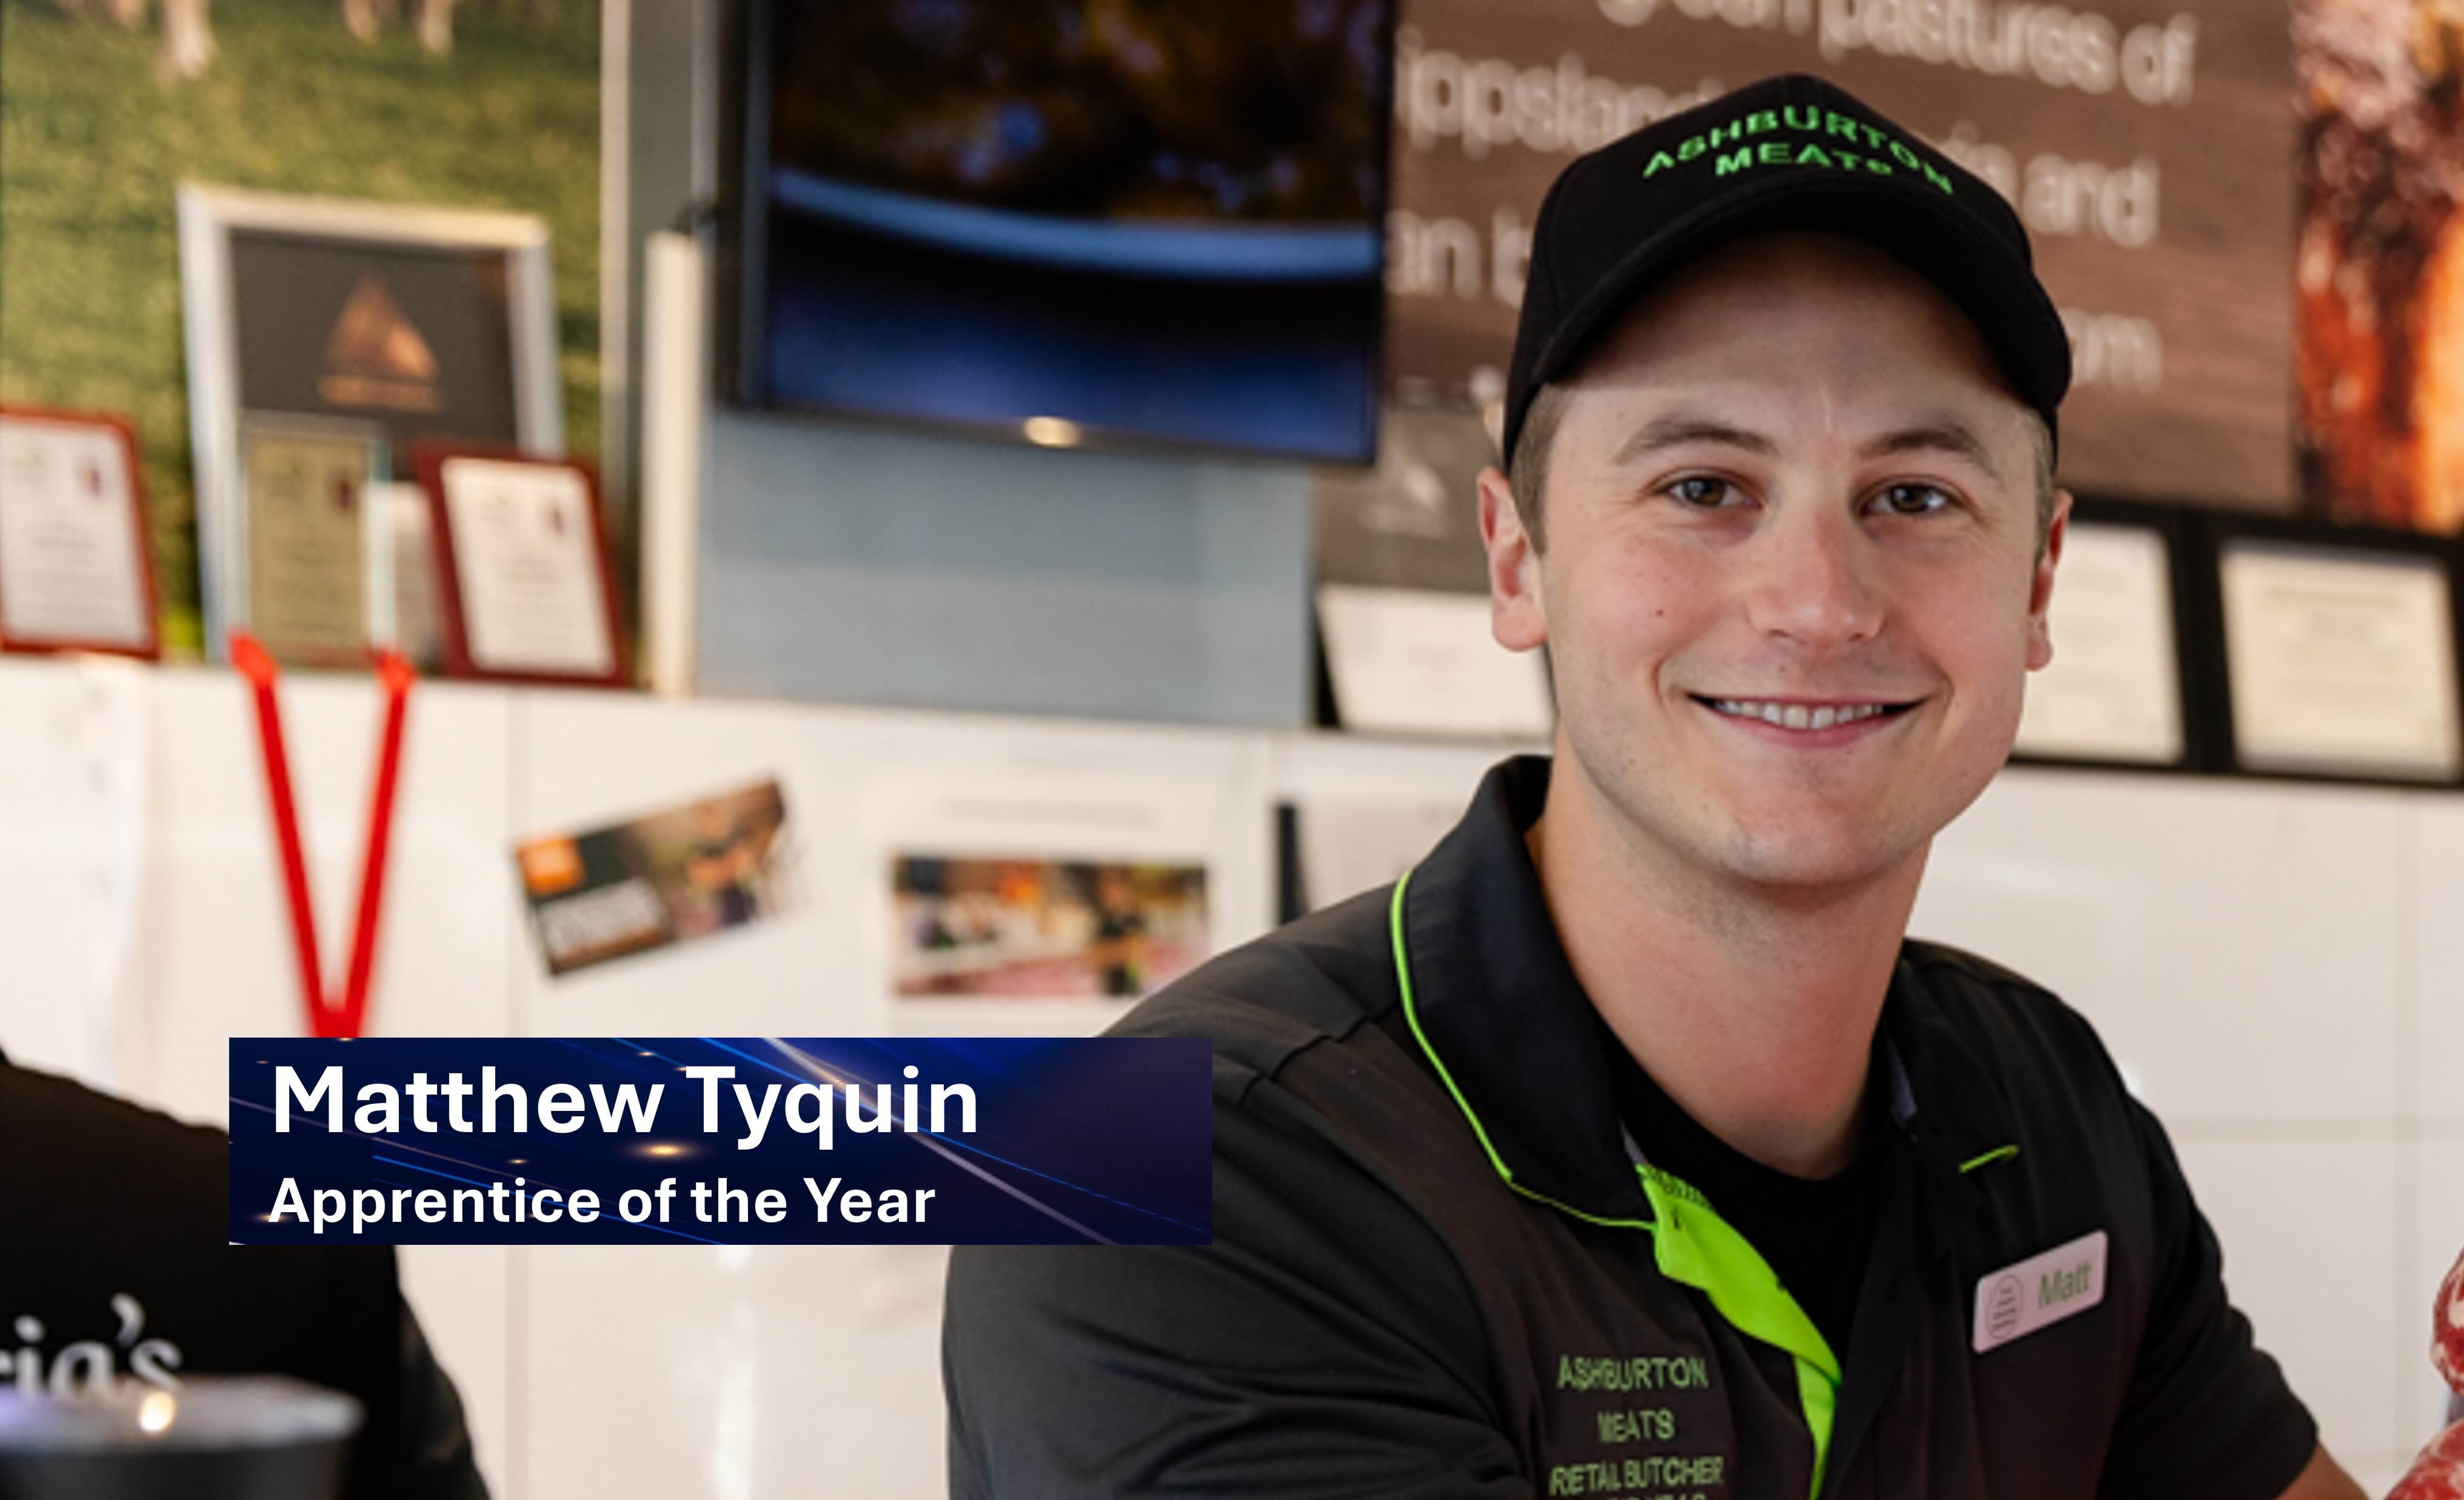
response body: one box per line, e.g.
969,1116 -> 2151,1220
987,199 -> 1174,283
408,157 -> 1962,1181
1610,417 -> 1780,466
1861,422 -> 2004,482
1609,414 -> 2012,481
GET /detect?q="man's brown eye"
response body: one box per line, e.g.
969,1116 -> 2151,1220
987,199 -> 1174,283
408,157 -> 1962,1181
1668,477 -> 1731,507
1876,484 -> 1953,515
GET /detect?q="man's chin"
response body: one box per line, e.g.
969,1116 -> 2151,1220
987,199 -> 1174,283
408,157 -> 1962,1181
1698,815 -> 1926,897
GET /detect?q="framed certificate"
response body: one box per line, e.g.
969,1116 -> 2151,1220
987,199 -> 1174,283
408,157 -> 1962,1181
1315,583 -> 1553,741
2194,514 -> 2463,785
1311,396 -> 1552,741
0,405 -> 161,660
415,445 -> 627,687
2010,499 -> 2203,772
239,416 -> 386,665
178,184 -> 561,659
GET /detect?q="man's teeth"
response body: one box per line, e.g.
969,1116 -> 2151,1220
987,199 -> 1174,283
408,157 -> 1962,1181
1709,699 -> 1892,730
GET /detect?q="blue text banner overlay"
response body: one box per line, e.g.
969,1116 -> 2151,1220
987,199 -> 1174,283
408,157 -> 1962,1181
229,1038 -> 1210,1245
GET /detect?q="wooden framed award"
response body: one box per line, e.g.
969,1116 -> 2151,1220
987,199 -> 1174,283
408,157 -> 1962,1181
0,405 -> 162,661
413,443 -> 629,688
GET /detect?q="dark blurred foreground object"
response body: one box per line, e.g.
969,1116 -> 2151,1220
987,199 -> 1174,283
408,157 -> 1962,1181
0,1376 -> 358,1500
0,1050 -> 486,1500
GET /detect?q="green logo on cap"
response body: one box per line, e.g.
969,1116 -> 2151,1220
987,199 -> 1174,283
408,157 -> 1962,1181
1644,105 -> 1954,195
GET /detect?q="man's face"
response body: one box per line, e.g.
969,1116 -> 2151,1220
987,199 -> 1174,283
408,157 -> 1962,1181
1480,232 -> 2068,896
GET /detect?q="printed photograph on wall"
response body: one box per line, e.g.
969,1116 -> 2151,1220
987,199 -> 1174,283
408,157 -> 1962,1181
516,780 -> 793,977
2296,0 -> 2464,532
889,855 -> 1209,1000
0,0 -> 603,654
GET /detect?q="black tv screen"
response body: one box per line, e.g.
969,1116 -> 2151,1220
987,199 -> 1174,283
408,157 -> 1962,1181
723,0 -> 1395,464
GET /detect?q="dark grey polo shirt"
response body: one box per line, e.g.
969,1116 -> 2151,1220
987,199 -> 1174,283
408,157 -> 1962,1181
945,756 -> 2318,1498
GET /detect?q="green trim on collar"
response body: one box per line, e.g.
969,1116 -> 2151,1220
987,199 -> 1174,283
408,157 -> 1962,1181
1391,866 -> 1838,1495
1390,871 -> 1655,1232
1958,1144 -> 2020,1173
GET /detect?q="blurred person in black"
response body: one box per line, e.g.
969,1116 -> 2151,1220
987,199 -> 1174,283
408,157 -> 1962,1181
0,1045 -> 487,1500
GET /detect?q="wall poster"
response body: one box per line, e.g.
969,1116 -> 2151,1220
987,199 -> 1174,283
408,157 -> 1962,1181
1384,0 -> 2294,508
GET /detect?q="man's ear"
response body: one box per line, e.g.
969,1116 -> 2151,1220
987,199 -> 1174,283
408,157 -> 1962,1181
1478,466 -> 1547,652
2025,488 -> 2071,673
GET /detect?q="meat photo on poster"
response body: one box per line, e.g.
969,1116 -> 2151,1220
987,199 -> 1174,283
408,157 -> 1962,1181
2297,0 -> 2464,532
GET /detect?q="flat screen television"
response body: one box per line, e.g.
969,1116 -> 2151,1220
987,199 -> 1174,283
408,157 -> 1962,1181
720,0 -> 1395,464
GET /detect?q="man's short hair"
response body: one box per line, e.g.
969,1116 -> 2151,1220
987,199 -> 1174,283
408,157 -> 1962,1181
1503,382 -> 2057,559
1503,381 -> 1577,554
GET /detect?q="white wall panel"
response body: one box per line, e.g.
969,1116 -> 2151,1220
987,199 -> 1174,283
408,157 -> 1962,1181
2409,801 -> 2464,1127
0,659 -> 142,1086
522,1244 -> 946,1500
2175,1135 -> 2404,1470
2351,1453 -> 2416,1495
1917,770 -> 2403,1127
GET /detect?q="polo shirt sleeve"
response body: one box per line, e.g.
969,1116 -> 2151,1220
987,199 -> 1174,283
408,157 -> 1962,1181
2095,1095 -> 2319,1500
943,1081 -> 1532,1499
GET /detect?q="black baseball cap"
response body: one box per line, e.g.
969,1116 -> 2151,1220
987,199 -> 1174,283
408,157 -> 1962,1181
1501,73 -> 2071,463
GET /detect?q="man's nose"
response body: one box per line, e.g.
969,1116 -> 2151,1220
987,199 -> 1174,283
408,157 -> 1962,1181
1739,502 -> 1885,650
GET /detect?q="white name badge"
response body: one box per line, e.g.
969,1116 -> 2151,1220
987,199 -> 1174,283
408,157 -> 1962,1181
1973,1230 -> 2108,1355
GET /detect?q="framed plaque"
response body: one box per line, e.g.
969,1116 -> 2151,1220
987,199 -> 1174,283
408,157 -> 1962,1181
238,416 -> 386,665
414,444 -> 627,688
178,184 -> 561,658
0,405 -> 161,660
2194,515 -> 2463,785
2010,499 -> 2202,773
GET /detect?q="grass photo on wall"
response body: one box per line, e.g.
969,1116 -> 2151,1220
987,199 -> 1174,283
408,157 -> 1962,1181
0,0 -> 603,656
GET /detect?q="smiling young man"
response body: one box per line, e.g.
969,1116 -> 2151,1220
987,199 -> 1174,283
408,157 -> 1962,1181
945,75 -> 2362,1499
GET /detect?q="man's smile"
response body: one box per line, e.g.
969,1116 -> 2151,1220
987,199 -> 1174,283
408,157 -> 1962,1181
1690,695 -> 1924,740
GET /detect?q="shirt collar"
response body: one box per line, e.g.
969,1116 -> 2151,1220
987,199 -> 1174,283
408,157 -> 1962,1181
1396,755 -> 2020,1223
